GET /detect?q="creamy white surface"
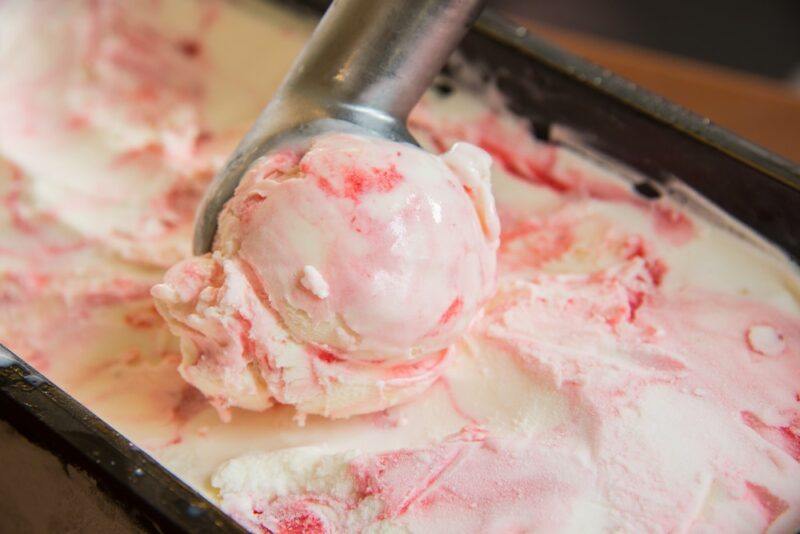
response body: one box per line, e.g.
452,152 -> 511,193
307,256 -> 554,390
1,1 -> 799,532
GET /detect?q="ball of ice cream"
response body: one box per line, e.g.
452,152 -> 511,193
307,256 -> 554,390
219,133 -> 499,361
152,132 -> 499,418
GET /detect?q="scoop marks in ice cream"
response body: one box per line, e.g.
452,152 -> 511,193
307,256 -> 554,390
152,133 -> 500,419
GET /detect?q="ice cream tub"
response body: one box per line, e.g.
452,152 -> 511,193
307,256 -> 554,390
1,0 -> 799,531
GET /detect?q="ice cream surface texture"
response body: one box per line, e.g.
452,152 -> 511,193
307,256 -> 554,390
2,0 -> 800,533
152,133 -> 499,418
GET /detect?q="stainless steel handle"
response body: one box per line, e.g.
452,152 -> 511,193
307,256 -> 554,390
284,0 -> 485,125
193,0 -> 485,254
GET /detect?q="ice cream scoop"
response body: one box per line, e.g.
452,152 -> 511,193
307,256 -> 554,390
152,132 -> 500,418
193,0 -> 486,253
155,0 -> 496,419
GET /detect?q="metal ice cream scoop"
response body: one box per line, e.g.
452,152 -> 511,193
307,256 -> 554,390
193,0 -> 485,253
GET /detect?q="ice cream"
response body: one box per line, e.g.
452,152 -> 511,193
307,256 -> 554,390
152,133 -> 499,418
0,0 -> 311,265
2,0 -> 800,532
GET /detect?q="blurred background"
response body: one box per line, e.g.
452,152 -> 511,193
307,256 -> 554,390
493,0 -> 800,163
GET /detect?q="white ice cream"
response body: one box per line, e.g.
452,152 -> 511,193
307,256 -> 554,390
1,1 -> 800,532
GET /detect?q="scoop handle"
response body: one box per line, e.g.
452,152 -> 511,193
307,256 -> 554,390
193,0 -> 485,255
284,0 -> 485,127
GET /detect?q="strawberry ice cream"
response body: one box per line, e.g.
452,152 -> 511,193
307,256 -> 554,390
2,1 -> 800,533
0,0 -> 310,265
152,133 -> 499,418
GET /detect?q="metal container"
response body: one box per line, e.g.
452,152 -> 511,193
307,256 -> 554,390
1,1 -> 798,531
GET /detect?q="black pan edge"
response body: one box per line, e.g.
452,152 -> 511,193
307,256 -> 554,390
0,345 -> 246,533
475,10 -> 800,183
460,9 -> 800,261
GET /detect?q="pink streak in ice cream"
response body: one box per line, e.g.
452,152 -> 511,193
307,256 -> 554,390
153,132 -> 500,419
0,0 -> 264,265
212,427 -> 592,533
4,2 -> 800,530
